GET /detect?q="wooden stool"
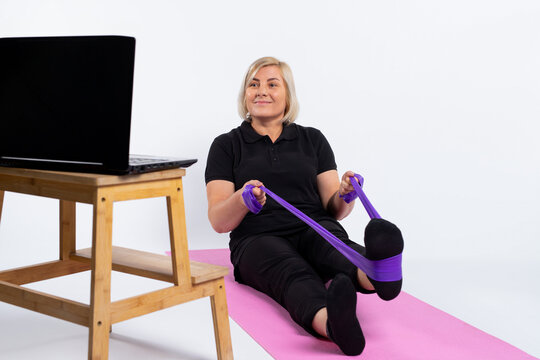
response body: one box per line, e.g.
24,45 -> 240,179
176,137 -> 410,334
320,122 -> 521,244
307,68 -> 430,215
0,167 -> 233,359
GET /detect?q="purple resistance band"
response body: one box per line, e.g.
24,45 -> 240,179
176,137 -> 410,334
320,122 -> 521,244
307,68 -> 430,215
242,174 -> 402,282
342,173 -> 382,220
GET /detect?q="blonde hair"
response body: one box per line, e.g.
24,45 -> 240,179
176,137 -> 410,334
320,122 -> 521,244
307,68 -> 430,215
238,57 -> 299,125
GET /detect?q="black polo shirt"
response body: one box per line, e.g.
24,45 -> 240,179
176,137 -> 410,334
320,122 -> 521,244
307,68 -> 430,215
205,121 -> 343,265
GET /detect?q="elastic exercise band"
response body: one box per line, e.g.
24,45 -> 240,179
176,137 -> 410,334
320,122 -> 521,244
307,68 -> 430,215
348,173 -> 381,219
243,176 -> 402,282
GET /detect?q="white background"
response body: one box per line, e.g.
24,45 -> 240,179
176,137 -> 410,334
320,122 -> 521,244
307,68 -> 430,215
1,0 -> 539,358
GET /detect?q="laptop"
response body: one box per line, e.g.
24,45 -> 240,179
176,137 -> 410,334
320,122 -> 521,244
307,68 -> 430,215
0,35 -> 197,175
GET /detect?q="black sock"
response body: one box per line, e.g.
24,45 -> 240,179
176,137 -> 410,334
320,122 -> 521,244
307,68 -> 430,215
326,274 -> 366,356
364,218 -> 404,301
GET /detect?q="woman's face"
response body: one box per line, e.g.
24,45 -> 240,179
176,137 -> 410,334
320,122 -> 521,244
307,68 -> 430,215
245,65 -> 287,124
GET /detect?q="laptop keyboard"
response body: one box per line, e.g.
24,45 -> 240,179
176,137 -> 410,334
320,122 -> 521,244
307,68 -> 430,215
129,156 -> 169,165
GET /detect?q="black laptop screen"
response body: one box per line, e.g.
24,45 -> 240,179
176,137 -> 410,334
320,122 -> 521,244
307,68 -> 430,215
0,36 -> 135,172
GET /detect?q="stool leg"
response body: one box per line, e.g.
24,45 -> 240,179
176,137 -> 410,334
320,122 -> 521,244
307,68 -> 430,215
166,179 -> 191,289
88,193 -> 113,360
60,200 -> 76,260
211,278 -> 234,360
0,190 -> 4,224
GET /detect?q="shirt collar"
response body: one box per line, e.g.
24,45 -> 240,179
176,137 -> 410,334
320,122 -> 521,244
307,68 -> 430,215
240,121 -> 298,144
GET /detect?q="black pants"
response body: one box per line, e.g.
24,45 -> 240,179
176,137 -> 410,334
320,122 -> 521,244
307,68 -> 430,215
235,219 -> 366,336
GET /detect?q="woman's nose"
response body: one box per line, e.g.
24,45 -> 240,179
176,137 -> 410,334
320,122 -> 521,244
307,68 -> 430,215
256,84 -> 268,95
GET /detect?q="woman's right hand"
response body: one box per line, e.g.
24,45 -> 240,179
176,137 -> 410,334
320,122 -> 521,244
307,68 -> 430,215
207,179 -> 267,233
242,180 -> 266,207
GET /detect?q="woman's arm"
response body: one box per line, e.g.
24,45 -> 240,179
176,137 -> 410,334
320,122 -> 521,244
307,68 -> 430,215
317,169 -> 356,220
206,179 -> 266,233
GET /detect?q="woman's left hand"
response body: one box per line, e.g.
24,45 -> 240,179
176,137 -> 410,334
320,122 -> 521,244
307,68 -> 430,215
338,170 -> 357,198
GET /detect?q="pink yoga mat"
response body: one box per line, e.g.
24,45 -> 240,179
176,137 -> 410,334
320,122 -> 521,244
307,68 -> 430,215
185,249 -> 535,360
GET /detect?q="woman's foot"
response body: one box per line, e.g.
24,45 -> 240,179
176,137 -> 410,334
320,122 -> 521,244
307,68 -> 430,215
364,218 -> 404,300
327,274 -> 366,356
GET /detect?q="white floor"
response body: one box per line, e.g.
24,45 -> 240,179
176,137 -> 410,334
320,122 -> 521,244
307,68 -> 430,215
0,257 -> 538,360
0,271 -> 274,360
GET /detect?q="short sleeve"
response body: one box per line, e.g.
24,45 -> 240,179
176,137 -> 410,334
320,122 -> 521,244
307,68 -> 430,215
314,129 -> 337,174
205,134 -> 235,184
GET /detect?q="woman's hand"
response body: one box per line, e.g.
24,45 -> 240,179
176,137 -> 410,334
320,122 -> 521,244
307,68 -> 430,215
207,179 -> 265,233
317,169 -> 355,220
242,180 -> 266,207
338,170 -> 357,198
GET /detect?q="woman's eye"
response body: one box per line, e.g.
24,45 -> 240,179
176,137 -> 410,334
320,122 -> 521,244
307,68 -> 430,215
269,83 -> 278,87
249,83 -> 258,88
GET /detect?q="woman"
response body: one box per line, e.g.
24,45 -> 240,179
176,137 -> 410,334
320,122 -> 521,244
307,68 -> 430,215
205,57 -> 403,356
